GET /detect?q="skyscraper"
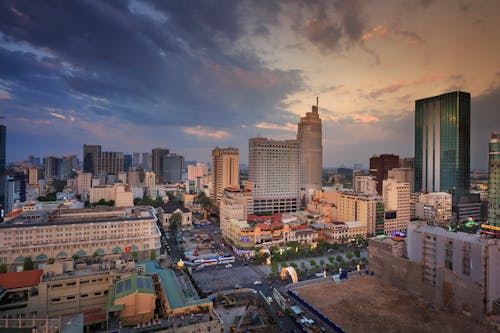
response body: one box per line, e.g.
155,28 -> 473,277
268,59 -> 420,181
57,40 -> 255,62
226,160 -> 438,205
124,154 -> 132,172
489,133 -> 500,227
152,147 -> 169,184
297,99 -> 322,190
44,156 -> 62,180
415,91 -> 470,201
211,147 -> 239,207
370,154 -> 400,195
83,144 -> 101,175
164,154 -> 184,183
249,138 -> 300,213
141,152 -> 151,171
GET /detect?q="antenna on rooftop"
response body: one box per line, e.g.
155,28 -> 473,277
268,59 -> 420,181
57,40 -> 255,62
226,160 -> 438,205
316,96 -> 319,108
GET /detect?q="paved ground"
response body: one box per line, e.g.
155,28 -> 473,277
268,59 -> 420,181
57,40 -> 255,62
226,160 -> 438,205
292,276 -> 492,333
192,265 -> 262,292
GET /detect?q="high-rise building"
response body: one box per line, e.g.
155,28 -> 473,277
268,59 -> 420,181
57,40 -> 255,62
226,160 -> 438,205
83,144 -> 101,175
132,152 -> 140,169
61,155 -> 74,180
124,154 -> 132,172
383,178 -> 411,234
370,154 -> 400,194
489,133 -> 500,227
0,124 -> 5,216
44,156 -> 62,180
141,152 -> 151,171
164,154 -> 184,184
297,99 -> 323,190
211,147 -> 239,207
99,151 -> 124,175
336,193 -> 384,236
415,91 -> 470,202
249,138 -> 300,213
152,148 -> 169,184
28,166 -> 39,185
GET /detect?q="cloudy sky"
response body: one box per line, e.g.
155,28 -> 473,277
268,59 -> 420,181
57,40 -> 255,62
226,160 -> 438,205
0,0 -> 499,169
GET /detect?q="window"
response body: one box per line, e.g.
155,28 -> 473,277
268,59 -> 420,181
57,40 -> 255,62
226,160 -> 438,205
67,296 -> 75,300
445,239 -> 453,271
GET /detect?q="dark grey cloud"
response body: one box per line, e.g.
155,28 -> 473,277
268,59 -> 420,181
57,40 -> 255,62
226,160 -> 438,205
0,0 -> 305,161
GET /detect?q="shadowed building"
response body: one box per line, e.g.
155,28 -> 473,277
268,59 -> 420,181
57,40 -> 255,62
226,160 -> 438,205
211,147 -> 239,207
297,99 -> 323,190
415,91 -> 470,202
152,148 -> 169,184
370,154 -> 400,195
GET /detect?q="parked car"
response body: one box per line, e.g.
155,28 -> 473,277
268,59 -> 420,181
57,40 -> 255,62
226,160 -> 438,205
253,280 -> 262,285
225,264 -> 233,268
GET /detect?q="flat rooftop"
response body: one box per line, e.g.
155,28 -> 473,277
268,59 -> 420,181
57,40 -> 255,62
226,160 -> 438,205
291,277 -> 491,333
1,206 -> 154,228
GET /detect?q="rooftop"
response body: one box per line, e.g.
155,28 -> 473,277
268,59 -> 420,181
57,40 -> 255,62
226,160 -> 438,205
160,201 -> 190,214
1,206 -> 155,229
0,269 -> 44,289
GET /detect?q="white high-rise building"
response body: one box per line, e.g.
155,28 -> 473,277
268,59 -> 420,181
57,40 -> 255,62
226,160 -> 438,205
388,167 -> 415,193
382,178 -> 411,234
249,137 -> 300,213
297,99 -> 322,190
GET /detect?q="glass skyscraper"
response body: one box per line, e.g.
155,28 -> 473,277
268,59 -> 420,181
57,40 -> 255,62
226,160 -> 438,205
415,91 -> 470,202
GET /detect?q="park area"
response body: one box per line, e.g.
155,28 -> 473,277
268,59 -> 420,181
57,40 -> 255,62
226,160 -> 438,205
292,276 -> 491,333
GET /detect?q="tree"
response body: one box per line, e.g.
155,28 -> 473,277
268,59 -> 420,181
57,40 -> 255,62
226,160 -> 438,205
194,192 -> 212,211
0,264 -> 7,273
169,212 -> 182,233
23,257 -> 34,271
132,251 -> 138,262
271,261 -> 279,277
346,252 -> 353,260
328,256 -> 335,263
332,243 -> 340,251
319,259 -> 325,267
336,256 -> 344,264
309,259 -> 317,267
354,248 -> 361,258
150,250 -> 157,261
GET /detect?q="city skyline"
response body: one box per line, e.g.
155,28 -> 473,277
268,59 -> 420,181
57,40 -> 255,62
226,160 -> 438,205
0,1 -> 500,168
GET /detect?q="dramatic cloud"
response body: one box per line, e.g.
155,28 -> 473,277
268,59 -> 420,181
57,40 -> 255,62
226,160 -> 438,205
0,0 -> 498,168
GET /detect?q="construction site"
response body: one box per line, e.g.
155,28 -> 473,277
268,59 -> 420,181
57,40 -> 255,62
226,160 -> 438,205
290,276 -> 492,333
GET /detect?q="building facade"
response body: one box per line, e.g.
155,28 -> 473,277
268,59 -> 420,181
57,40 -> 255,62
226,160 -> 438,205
152,148 -> 170,184
211,147 -> 239,207
415,91 -> 470,202
83,144 -> 101,175
353,175 -> 378,196
370,154 -> 400,195
0,207 -> 161,270
249,138 -> 300,213
164,154 -> 184,184
489,133 -> 500,227
383,178 -> 411,234
388,167 -> 415,193
297,101 -> 322,190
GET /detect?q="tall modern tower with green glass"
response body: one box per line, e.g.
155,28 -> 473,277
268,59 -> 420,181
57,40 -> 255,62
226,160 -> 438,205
415,91 -> 470,202
489,133 -> 500,226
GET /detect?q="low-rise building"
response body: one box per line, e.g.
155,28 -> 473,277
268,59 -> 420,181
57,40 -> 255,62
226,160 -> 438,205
89,183 -> 134,207
415,192 -> 452,225
0,207 -> 161,271
158,202 -> 192,228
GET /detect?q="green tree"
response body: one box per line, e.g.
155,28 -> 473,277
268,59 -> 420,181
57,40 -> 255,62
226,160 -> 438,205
271,261 -> 279,277
150,250 -> 157,261
0,264 -> 7,273
336,256 -> 344,264
169,212 -> 182,233
346,252 -> 353,260
319,259 -> 325,267
309,259 -> 317,267
354,248 -> 361,258
132,251 -> 138,262
23,257 -> 34,271
328,256 -> 335,263
332,243 -> 340,251
194,192 -> 212,211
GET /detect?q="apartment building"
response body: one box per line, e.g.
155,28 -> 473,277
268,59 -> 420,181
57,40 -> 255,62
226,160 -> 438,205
383,178 -> 411,234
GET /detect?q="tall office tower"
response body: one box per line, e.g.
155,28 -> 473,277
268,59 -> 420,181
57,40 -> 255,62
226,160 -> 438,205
141,152 -> 151,171
28,166 -> 38,185
98,152 -> 124,175
249,138 -> 300,213
388,168 -> 415,193
415,91 -> 470,202
83,144 -> 101,175
152,148 -> 169,183
0,124 -> 5,215
61,155 -> 74,180
382,178 -> 411,234
124,154 -> 132,172
164,154 -> 184,183
211,147 -> 239,207
132,152 -> 140,169
297,99 -> 323,190
44,156 -> 62,180
489,133 -> 500,227
370,154 -> 400,195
